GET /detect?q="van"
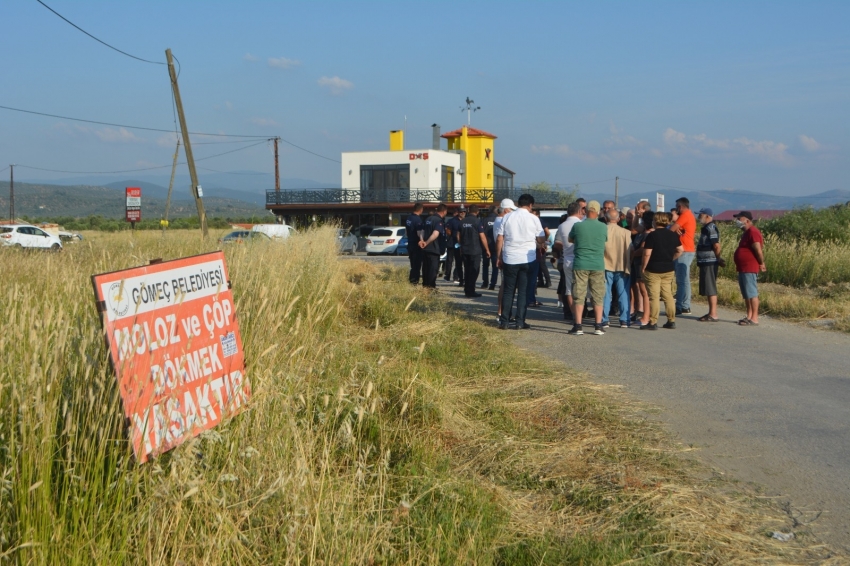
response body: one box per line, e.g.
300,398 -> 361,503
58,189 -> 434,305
251,224 -> 297,240
538,210 -> 568,255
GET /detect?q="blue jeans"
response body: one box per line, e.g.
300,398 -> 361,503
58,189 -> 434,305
675,251 -> 695,311
602,271 -> 630,325
500,262 -> 529,326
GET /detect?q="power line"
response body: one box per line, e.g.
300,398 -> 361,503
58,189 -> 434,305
14,140 -> 268,175
0,104 -> 269,138
35,0 -> 165,65
278,137 -> 341,163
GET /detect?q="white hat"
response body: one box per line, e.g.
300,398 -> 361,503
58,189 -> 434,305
499,198 -> 517,210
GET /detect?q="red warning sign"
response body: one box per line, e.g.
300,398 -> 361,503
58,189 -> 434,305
92,251 -> 248,462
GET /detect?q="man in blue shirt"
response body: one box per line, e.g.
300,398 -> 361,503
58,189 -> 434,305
405,202 -> 424,285
419,204 -> 448,288
459,205 -> 490,298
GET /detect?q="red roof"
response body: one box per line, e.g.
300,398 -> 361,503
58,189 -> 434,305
714,209 -> 789,222
441,126 -> 497,139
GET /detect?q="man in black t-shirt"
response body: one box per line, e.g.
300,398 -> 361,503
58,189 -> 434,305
481,205 -> 498,289
444,207 -> 465,283
419,204 -> 448,288
459,205 -> 491,297
405,202 -> 425,285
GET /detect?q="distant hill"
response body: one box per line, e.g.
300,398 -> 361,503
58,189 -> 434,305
577,188 -> 850,213
0,181 -> 270,219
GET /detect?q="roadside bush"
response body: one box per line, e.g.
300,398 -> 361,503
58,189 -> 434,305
759,204 -> 850,244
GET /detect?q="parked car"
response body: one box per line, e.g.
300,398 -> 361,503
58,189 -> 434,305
365,226 -> 407,255
219,230 -> 271,245
337,229 -> 358,255
251,223 -> 296,240
58,230 -> 83,243
396,236 -> 409,256
0,224 -> 63,250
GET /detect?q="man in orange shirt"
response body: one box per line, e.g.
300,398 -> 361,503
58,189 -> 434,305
669,197 -> 696,315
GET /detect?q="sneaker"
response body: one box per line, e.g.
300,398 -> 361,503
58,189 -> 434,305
557,301 -> 564,308
639,323 -> 658,330
519,323 -> 531,330
480,283 -> 488,289
593,325 -> 605,335
602,322 -> 610,329
676,308 -> 691,315
663,321 -> 676,329
568,325 -> 584,336
497,322 -> 508,330
619,320 -> 630,328
488,285 -> 496,291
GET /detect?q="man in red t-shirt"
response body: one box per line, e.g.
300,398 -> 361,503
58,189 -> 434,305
670,197 -> 697,315
732,211 -> 766,326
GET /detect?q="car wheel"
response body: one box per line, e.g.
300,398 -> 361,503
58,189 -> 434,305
51,243 -> 61,251
349,244 -> 356,255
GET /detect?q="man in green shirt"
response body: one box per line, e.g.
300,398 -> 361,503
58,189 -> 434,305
568,200 -> 608,335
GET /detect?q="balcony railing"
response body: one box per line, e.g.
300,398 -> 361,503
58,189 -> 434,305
266,188 -> 562,206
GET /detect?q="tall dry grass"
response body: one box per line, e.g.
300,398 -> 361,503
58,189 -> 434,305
1,228 -> 842,564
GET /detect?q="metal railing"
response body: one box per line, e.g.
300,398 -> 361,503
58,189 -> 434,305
266,188 -> 563,206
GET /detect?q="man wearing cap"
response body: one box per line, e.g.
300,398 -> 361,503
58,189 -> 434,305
459,205 -> 490,298
567,200 -> 608,335
419,204 -> 448,288
695,208 -> 724,322
733,211 -> 766,326
670,197 -> 697,315
496,194 -> 545,330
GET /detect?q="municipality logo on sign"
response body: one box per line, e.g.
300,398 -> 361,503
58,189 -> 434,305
107,281 -> 131,318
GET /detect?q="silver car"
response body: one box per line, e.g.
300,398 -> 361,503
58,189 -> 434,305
337,229 -> 358,255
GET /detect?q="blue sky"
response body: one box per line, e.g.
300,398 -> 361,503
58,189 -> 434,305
1,1 -> 847,197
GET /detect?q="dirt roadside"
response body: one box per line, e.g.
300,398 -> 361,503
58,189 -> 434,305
437,272 -> 850,554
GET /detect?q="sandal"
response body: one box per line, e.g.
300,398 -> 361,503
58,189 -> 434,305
737,318 -> 759,326
698,314 -> 719,322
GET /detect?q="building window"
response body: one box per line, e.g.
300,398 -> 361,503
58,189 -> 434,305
360,165 -> 410,190
494,163 -> 514,191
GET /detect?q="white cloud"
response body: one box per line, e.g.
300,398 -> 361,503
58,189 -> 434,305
799,134 -> 820,152
531,144 -> 573,156
251,117 -> 278,127
663,128 -> 790,163
98,127 -> 142,143
268,57 -> 300,69
318,76 -> 354,95
244,53 -> 259,62
156,133 -> 180,148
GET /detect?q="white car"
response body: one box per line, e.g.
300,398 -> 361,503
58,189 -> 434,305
365,226 -> 407,255
0,224 -> 63,250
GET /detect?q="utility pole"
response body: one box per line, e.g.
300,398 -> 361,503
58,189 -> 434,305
8,165 -> 13,223
166,48 -> 208,238
162,139 -> 181,235
614,176 -> 619,208
274,137 -> 280,192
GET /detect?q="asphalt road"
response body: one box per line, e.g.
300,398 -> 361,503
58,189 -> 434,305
358,254 -> 850,553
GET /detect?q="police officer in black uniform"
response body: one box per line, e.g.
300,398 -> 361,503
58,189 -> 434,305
405,202 -> 425,284
481,204 -> 498,289
459,205 -> 490,298
419,204 -> 448,288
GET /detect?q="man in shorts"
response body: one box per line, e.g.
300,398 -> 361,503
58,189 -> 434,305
733,211 -> 766,326
695,208 -> 724,321
552,202 -> 582,321
567,200 -> 608,335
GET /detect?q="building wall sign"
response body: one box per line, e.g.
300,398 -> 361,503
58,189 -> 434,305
409,153 -> 429,160
92,251 -> 249,462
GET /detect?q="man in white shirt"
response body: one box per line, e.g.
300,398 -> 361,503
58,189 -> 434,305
552,201 -> 583,321
492,199 -> 515,321
495,194 -> 545,330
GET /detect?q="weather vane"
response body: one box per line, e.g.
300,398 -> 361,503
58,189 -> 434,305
461,97 -> 481,125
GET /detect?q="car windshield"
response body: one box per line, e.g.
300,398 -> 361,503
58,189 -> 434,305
0,227 -> 12,233
370,229 -> 393,237
224,231 -> 249,239
539,217 -> 562,230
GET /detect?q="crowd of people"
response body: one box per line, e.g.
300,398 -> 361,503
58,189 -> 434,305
404,194 -> 767,332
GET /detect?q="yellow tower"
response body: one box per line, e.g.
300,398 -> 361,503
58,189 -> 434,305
389,130 -> 404,151
442,126 -> 497,202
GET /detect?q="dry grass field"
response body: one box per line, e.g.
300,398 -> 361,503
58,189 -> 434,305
0,228 -> 844,564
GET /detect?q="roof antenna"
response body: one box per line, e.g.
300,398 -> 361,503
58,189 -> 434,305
461,97 -> 481,126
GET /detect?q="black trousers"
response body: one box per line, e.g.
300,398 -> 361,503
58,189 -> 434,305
482,250 -> 498,287
408,246 -> 423,284
463,253 -> 482,296
422,252 -> 440,288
